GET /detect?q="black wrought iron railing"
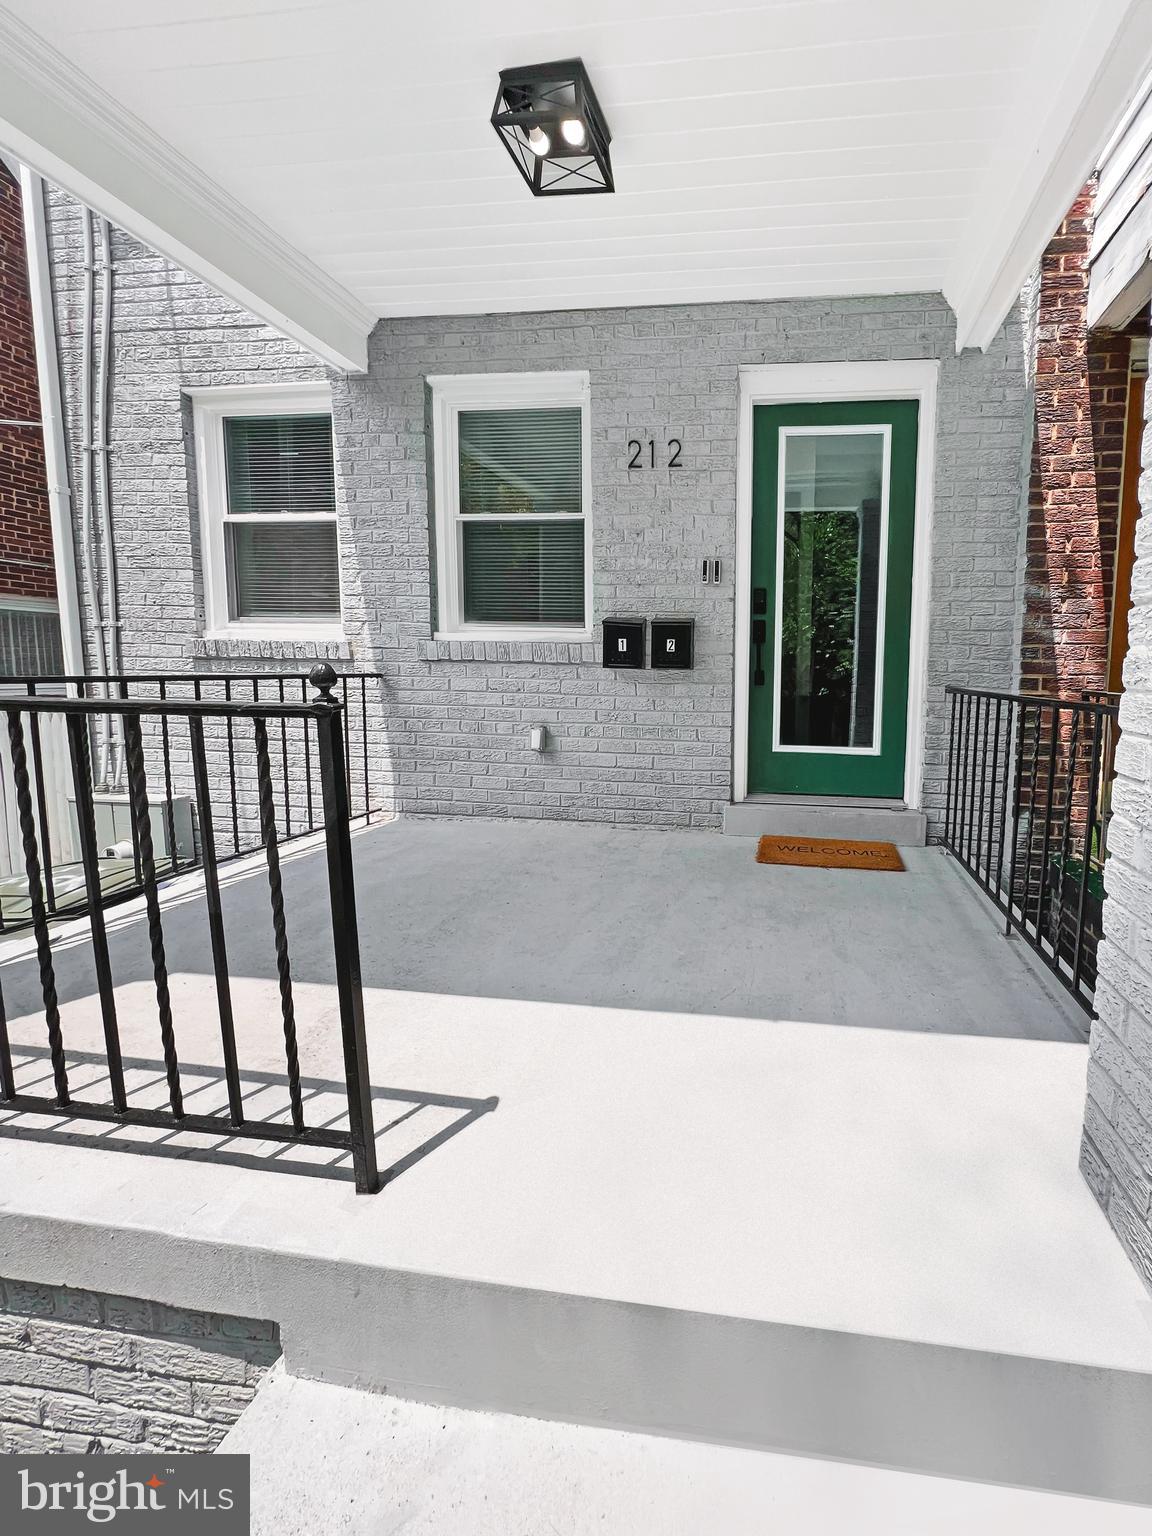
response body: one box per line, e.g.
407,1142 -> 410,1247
943,684 -> 1120,1011
0,664 -> 380,1191
0,668 -> 386,929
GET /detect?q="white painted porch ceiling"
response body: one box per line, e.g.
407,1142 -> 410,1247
2,0 -> 1150,363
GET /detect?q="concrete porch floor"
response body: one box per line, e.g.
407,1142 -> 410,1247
0,817 -> 1149,1507
327,817 -> 1087,1039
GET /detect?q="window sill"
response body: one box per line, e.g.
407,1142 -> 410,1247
204,625 -> 345,641
418,635 -> 599,665
434,630 -> 592,644
191,633 -> 351,663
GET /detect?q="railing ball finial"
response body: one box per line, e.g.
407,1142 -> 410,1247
308,661 -> 339,702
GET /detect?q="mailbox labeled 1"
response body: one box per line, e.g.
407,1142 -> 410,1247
602,618 -> 646,669
651,619 -> 694,670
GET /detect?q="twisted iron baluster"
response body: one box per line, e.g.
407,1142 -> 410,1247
255,717 -> 304,1132
0,853 -> 12,1099
6,709 -> 67,1102
123,713 -> 183,1117
1054,704 -> 1082,953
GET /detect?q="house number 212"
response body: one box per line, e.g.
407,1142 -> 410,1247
627,438 -> 683,469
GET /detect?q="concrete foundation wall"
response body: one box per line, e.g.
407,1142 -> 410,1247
0,1276 -> 279,1454
45,187 -> 1031,831
1083,401 -> 1152,1293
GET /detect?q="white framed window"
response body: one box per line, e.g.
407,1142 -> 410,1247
190,383 -> 343,638
428,371 -> 592,639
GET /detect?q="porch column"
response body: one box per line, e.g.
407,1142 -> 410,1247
1082,335 -> 1152,1292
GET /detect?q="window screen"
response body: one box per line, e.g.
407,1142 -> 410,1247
0,607 -> 64,676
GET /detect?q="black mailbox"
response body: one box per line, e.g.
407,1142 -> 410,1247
651,619 -> 694,670
602,618 -> 646,668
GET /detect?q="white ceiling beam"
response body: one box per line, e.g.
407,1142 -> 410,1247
0,6 -> 374,374
946,0 -> 1152,353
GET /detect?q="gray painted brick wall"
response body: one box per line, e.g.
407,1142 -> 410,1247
1082,406 -> 1152,1295
45,187 -> 1030,832
0,1276 -> 279,1454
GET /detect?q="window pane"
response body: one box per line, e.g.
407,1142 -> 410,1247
459,408 -> 581,516
0,607 -> 64,676
779,432 -> 885,749
463,521 -> 584,625
224,415 -> 335,515
226,522 -> 340,620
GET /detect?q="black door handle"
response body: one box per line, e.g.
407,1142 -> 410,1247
752,618 -> 766,687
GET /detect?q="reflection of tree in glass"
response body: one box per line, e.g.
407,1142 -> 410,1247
460,458 -> 535,516
781,507 -> 860,747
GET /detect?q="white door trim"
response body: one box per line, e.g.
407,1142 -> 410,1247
733,360 -> 939,808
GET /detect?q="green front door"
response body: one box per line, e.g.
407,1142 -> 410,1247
747,400 -> 918,797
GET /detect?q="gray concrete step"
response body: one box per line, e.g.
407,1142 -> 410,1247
724,798 -> 929,843
0,823 -> 1134,1505
221,1366 -> 1152,1535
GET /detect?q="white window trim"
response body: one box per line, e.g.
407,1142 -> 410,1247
734,361 -> 939,811
428,370 -> 593,642
189,382 -> 344,641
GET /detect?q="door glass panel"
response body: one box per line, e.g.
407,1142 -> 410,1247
778,431 -> 885,750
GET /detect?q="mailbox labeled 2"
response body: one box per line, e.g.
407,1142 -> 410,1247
602,618 -> 646,669
651,619 -> 694,670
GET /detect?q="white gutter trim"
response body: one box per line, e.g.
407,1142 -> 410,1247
19,165 -> 84,675
946,0 -> 1152,353
0,9 -> 372,374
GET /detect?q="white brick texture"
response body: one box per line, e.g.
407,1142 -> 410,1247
45,188 -> 1030,833
0,1277 -> 279,1455
1082,405 -> 1152,1294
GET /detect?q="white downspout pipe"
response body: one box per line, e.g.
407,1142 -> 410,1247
94,214 -> 123,786
18,166 -> 84,679
78,203 -> 113,783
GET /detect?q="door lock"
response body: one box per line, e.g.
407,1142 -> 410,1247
752,588 -> 767,685
752,618 -> 766,687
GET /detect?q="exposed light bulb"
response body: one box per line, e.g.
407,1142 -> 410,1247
527,126 -> 551,157
560,117 -> 587,148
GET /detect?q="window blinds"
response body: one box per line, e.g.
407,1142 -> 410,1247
225,415 -> 335,515
458,408 -> 582,517
226,523 -> 340,619
457,406 -> 584,625
463,522 -> 585,624
223,414 -> 339,621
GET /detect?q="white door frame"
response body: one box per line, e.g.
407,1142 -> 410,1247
733,360 -> 939,807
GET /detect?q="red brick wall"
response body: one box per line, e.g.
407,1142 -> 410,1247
0,161 -> 55,602
1021,179 -> 1131,697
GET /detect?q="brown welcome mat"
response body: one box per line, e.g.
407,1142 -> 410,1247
755,835 -> 905,872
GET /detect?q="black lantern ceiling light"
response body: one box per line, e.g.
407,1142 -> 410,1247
491,59 -> 613,197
